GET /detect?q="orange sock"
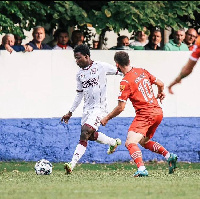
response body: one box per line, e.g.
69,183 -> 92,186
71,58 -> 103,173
127,143 -> 144,168
144,140 -> 168,157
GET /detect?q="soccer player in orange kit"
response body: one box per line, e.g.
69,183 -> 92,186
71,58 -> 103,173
168,35 -> 200,94
101,51 -> 178,177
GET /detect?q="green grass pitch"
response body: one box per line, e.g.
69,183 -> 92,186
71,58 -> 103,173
0,161 -> 200,199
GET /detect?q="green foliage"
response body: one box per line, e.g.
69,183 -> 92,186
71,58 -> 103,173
46,1 -> 89,33
0,1 -> 50,38
88,1 -> 200,34
0,1 -> 200,41
0,1 -> 89,37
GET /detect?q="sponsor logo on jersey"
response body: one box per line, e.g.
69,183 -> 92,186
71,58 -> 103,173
91,68 -> 97,74
120,85 -> 125,92
82,78 -> 98,88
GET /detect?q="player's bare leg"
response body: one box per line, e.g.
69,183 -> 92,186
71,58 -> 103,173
125,131 -> 148,177
140,137 -> 178,174
64,124 -> 93,174
91,131 -> 121,154
64,124 -> 121,174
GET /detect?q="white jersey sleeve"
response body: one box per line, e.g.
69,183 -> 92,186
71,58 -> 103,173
100,61 -> 123,76
100,62 -> 118,75
69,91 -> 83,112
69,73 -> 83,113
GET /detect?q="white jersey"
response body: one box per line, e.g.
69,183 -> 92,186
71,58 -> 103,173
76,61 -> 118,113
53,45 -> 73,50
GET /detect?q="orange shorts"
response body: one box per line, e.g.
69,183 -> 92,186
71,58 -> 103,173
128,114 -> 163,139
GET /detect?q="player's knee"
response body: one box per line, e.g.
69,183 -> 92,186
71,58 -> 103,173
139,137 -> 150,147
125,141 -> 129,149
125,137 -> 139,148
88,131 -> 98,141
139,139 -> 147,147
125,139 -> 135,148
80,124 -> 95,140
139,141 -> 145,147
125,131 -> 143,148
80,131 -> 89,140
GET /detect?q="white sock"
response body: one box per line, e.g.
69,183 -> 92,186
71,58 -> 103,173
96,132 -> 116,146
71,144 -> 86,169
165,152 -> 170,160
138,166 -> 146,171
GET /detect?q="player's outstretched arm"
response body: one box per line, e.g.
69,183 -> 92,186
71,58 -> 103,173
61,90 -> 83,124
101,101 -> 126,126
168,59 -> 197,94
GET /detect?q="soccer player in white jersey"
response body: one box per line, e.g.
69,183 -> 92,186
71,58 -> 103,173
61,44 -> 122,174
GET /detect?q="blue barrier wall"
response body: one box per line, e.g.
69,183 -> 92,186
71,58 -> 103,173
1,51 -> 200,163
1,117 -> 200,163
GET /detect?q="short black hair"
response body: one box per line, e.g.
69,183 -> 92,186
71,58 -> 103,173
114,51 -> 129,67
74,44 -> 90,56
71,30 -> 84,37
56,28 -> 69,38
117,35 -> 129,43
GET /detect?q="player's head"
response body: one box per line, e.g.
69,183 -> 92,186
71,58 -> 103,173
74,44 -> 90,56
114,51 -> 129,67
74,44 -> 91,68
114,51 -> 130,73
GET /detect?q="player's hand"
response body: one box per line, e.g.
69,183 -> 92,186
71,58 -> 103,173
168,78 -> 182,95
61,112 -> 72,124
100,116 -> 109,126
168,86 -> 174,94
156,91 -> 165,104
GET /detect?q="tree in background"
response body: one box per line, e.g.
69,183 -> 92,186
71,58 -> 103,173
0,1 -> 200,48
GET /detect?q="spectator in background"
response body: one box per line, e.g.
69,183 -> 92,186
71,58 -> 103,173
163,28 -> 189,51
14,34 -> 23,46
109,35 -> 133,50
129,27 -> 149,50
92,40 -> 99,49
0,34 -> 33,53
53,29 -> 73,50
70,30 -> 84,49
184,28 -> 198,51
144,29 -> 163,50
0,34 -> 15,50
47,28 -> 61,48
27,26 -> 52,50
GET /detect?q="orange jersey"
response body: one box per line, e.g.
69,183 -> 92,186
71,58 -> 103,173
118,67 -> 162,115
190,36 -> 200,61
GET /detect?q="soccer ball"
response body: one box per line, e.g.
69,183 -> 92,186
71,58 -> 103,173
34,159 -> 53,175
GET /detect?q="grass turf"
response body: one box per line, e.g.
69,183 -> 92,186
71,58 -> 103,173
0,161 -> 200,199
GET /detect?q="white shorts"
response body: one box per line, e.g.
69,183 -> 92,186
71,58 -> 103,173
81,109 -> 107,130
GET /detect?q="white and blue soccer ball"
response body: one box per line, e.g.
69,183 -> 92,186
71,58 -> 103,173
34,159 -> 53,175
